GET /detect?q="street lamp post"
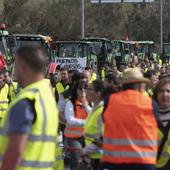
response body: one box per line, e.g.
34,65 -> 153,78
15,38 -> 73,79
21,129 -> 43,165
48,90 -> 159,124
160,0 -> 163,54
81,0 -> 85,38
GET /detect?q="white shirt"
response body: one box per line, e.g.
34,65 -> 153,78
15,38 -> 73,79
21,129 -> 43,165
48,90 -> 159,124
65,100 -> 85,126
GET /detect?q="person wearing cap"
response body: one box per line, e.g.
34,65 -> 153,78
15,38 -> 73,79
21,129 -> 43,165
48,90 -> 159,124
101,67 -> 158,170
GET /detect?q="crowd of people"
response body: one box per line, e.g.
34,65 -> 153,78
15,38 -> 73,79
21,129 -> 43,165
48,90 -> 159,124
0,45 -> 170,170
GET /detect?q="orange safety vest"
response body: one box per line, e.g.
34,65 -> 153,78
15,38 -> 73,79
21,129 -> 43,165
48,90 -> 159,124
102,90 -> 158,164
64,100 -> 88,138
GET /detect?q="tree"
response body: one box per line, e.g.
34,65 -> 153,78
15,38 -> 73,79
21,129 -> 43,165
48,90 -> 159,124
0,0 -> 169,43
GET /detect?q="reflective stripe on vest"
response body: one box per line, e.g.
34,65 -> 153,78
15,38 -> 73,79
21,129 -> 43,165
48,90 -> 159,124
85,133 -> 100,139
0,79 -> 58,170
103,150 -> 157,158
0,108 -> 6,112
56,155 -> 63,161
20,160 -> 54,168
64,127 -> 84,138
0,101 -> 8,104
103,138 -> 157,147
0,155 -> 54,168
28,135 -> 56,142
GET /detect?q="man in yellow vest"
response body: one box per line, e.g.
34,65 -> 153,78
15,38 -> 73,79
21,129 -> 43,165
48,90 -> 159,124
82,69 -> 92,84
0,70 -> 9,119
3,69 -> 19,102
55,67 -> 69,102
0,45 -> 59,170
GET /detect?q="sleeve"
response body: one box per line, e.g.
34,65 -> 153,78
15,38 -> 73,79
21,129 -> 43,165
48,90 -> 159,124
64,100 -> 85,126
8,99 -> 36,134
82,103 -> 92,114
58,94 -> 65,113
152,99 -> 160,121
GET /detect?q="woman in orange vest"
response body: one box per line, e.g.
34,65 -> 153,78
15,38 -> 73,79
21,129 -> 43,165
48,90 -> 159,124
64,80 -> 91,170
102,67 -> 158,170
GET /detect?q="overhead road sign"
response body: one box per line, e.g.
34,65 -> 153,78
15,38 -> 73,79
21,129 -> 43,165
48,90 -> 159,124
91,0 -> 154,3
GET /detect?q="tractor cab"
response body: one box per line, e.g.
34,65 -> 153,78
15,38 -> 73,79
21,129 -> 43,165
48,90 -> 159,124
81,37 -> 113,71
10,34 -> 52,60
52,41 -> 97,71
135,41 -> 158,61
111,40 -> 135,68
0,24 -> 13,65
163,43 -> 170,63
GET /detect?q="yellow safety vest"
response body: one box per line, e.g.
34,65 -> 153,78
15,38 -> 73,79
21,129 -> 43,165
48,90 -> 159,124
56,82 -> 69,97
0,84 -> 9,118
89,72 -> 97,83
143,91 -> 149,96
159,59 -> 163,66
84,102 -> 104,159
157,129 -> 170,168
146,87 -> 153,97
101,68 -> 105,81
8,81 -> 19,102
0,79 -> 59,170
54,147 -> 64,170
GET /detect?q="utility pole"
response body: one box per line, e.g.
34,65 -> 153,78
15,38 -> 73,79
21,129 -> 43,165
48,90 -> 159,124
160,0 -> 163,54
81,0 -> 85,38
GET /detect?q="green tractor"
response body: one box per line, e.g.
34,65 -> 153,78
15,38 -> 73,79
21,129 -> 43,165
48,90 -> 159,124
52,41 -> 97,71
135,41 -> 158,62
10,34 -> 52,60
111,40 -> 135,68
81,37 -> 113,71
0,24 -> 13,67
162,43 -> 170,63
111,40 -> 158,68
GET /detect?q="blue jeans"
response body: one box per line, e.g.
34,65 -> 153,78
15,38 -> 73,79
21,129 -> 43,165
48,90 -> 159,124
65,137 -> 85,170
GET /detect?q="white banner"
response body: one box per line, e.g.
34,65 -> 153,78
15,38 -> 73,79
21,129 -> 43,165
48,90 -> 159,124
55,57 -> 87,71
91,0 -> 154,3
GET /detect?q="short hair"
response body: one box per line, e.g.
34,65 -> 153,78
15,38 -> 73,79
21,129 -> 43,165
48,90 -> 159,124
92,80 -> 105,93
16,45 -> 48,73
60,67 -> 69,72
71,72 -> 84,84
84,66 -> 91,71
153,77 -> 170,101
144,70 -> 157,79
